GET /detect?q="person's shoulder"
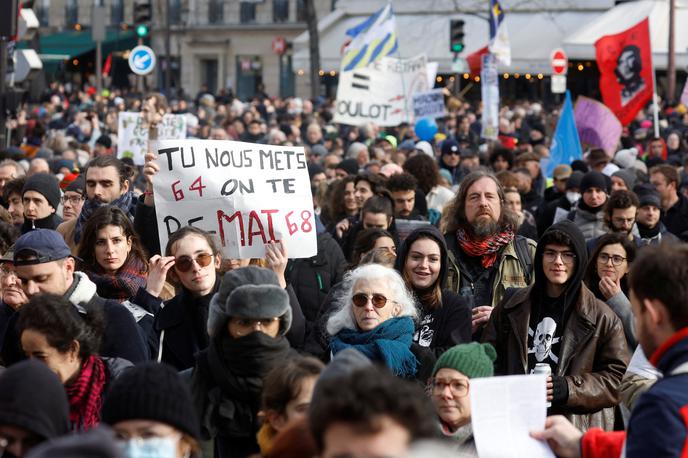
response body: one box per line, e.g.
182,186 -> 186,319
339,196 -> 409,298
56,217 -> 76,235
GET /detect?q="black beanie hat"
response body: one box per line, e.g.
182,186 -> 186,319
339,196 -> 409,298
336,158 -> 360,176
22,173 -> 61,210
101,363 -> 200,440
580,171 -> 609,194
0,359 -> 69,440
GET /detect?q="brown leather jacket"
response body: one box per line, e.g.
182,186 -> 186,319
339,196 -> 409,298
482,284 -> 630,431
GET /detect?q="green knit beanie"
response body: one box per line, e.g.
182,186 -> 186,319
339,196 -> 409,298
432,342 -> 497,379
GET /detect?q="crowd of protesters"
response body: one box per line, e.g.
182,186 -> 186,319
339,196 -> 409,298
0,81 -> 685,457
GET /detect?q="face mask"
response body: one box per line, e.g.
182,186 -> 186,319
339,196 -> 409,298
566,191 -> 581,204
120,437 -> 178,458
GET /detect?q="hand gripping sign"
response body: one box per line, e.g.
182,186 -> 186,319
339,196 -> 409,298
152,139 -> 317,259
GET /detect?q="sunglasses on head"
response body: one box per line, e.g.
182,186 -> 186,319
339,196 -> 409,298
175,253 -> 214,272
352,293 -> 391,308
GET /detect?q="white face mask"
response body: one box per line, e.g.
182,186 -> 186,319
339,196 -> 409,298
566,191 -> 581,204
120,437 -> 178,458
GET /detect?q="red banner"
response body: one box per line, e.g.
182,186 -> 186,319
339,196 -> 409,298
595,18 -> 653,126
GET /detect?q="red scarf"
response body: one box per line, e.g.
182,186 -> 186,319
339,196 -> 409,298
456,228 -> 515,268
66,355 -> 106,431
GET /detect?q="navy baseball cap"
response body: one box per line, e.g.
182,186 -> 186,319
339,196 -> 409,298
13,229 -> 73,266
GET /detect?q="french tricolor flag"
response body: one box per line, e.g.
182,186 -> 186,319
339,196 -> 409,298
489,0 -> 511,66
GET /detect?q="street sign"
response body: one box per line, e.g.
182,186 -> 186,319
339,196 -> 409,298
451,57 -> 467,73
550,48 -> 568,75
551,74 -> 566,94
128,45 -> 156,75
272,36 -> 286,55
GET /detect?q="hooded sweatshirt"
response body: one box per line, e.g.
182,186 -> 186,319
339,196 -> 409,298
394,226 -> 472,354
526,220 -> 588,375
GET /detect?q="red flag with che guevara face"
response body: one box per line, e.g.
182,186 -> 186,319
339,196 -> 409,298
595,18 -> 653,126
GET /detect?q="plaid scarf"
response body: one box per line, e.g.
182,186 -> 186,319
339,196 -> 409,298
88,257 -> 148,302
456,227 -> 515,269
66,355 -> 106,431
74,191 -> 134,244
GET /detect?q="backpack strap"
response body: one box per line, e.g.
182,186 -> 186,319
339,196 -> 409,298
513,236 -> 534,284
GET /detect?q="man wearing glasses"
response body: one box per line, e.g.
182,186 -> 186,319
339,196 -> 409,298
483,220 -> 629,432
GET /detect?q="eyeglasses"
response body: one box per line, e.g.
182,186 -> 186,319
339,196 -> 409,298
543,250 -> 576,265
61,195 -> 85,205
598,253 -> 627,266
174,253 -> 214,272
429,378 -> 470,397
352,293 -> 392,308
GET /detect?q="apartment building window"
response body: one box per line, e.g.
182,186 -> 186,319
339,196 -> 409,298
169,0 -> 182,24
240,2 -> 256,23
208,0 -> 224,24
296,0 -> 306,22
273,0 -> 289,22
65,0 -> 79,27
111,0 -> 124,24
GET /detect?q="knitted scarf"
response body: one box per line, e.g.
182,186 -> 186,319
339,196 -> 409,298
456,227 -> 515,269
74,191 -> 134,244
330,317 -> 418,378
66,355 -> 106,431
88,257 -> 148,302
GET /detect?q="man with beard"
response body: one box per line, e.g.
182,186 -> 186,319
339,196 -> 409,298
586,190 -> 644,253
56,156 -> 138,254
443,171 -> 537,335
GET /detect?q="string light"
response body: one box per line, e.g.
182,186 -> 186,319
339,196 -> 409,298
463,73 -> 469,79
577,64 -> 584,71
514,73 -> 520,79
525,74 -> 531,80
503,73 -> 509,79
537,73 -> 543,79
436,76 -> 443,83
474,76 -> 480,82
329,70 -> 336,76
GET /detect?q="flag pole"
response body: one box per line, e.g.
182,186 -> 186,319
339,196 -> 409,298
649,16 -> 660,138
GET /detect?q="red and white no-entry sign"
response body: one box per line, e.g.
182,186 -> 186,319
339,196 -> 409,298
272,36 -> 287,55
551,49 -> 568,75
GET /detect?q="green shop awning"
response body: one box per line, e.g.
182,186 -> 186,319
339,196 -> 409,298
33,29 -> 138,62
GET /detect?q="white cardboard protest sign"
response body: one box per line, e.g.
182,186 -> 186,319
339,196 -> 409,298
151,139 -> 317,259
333,54 -> 430,127
412,89 -> 446,120
117,112 -> 187,165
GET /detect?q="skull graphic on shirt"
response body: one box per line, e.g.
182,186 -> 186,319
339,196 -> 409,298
528,317 -> 561,363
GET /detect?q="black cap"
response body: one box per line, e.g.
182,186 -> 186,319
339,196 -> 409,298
441,139 -> 460,156
22,173 -> 61,210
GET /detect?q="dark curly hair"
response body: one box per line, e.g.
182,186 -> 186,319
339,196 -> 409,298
386,172 -> 418,193
403,154 -> 440,195
17,293 -> 104,359
325,176 -> 357,225
584,232 -> 636,301
309,366 -> 437,451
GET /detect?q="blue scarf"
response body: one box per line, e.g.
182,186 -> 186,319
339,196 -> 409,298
74,191 -> 135,244
330,317 -> 418,378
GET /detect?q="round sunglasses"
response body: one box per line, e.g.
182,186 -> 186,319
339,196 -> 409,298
352,293 -> 392,308
175,253 -> 214,272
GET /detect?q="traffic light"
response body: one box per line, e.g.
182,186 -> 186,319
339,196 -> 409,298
450,19 -> 465,54
134,1 -> 151,37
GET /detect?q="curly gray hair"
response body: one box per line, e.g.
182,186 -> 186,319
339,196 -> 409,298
326,264 -> 418,336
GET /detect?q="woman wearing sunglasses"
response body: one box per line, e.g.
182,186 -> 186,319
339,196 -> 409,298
395,226 -> 471,356
326,263 -> 435,381
584,232 -> 637,349
139,226 -> 222,371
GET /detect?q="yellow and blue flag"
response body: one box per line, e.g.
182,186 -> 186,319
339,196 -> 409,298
341,4 -> 398,72
489,0 -> 511,66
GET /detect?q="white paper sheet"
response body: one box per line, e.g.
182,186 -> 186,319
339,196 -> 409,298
470,374 -> 555,458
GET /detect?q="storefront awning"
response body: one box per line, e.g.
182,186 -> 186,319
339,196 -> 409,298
33,29 -> 138,62
293,8 -> 602,75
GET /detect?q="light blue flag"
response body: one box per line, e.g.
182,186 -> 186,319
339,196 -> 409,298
545,90 -> 582,178
341,4 -> 398,72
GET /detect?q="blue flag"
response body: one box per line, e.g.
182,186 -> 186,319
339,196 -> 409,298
545,91 -> 582,178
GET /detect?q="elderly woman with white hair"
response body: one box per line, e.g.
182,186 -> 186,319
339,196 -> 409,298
327,263 -> 436,382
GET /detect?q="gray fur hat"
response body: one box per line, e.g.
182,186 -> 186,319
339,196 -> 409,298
207,266 -> 292,338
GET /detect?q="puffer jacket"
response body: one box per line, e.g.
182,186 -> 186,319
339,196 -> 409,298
569,207 -> 606,242
444,234 -> 537,308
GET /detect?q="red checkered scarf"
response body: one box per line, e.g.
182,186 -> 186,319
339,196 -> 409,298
66,355 -> 106,431
456,227 -> 515,269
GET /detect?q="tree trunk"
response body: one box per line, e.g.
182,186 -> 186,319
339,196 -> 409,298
304,0 -> 320,100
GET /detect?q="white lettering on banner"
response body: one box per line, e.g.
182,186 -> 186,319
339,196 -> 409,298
152,139 -> 317,259
334,54 -> 430,127
117,112 -> 187,165
412,89 -> 446,119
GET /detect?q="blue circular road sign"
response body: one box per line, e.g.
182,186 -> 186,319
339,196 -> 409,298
128,45 -> 156,75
